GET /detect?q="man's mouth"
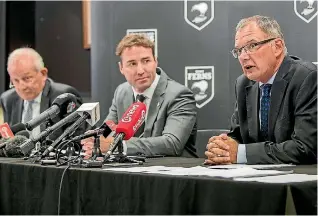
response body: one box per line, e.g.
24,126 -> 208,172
244,65 -> 255,70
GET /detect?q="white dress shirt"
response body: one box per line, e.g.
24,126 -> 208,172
22,92 -> 42,138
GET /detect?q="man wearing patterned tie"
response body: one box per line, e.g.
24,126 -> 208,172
82,34 -> 198,157
0,47 -> 84,139
205,15 -> 317,165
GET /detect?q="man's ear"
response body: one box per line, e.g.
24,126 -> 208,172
40,67 -> 48,77
118,61 -> 124,75
273,39 -> 285,57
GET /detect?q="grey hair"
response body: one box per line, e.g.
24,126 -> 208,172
7,47 -> 45,72
236,15 -> 287,54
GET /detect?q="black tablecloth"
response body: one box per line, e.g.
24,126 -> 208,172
0,157 -> 316,215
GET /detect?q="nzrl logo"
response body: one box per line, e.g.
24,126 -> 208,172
133,110 -> 146,132
185,66 -> 214,108
294,0 -> 318,23
184,0 -> 214,31
121,104 -> 139,123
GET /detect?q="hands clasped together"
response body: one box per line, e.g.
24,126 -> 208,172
204,133 -> 239,165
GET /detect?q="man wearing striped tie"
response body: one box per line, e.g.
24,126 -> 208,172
205,15 -> 317,165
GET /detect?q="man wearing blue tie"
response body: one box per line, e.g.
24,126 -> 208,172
205,15 -> 317,165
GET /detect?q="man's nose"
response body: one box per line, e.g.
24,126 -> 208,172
136,64 -> 145,75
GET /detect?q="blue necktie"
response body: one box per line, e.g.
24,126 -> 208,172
260,84 -> 272,140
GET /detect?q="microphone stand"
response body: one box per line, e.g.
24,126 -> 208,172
91,135 -> 103,160
104,139 -> 144,165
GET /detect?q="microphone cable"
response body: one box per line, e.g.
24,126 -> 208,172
57,164 -> 71,215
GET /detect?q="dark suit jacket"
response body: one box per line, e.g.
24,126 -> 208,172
228,55 -> 317,164
0,78 -> 85,139
106,68 -> 198,157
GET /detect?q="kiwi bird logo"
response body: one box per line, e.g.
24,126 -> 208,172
185,66 -> 215,108
184,0 -> 214,31
191,80 -> 209,101
294,0 -> 318,23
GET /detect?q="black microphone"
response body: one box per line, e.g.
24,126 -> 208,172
11,123 -> 27,134
41,102 -> 100,158
19,111 -> 80,156
70,122 -> 112,142
25,93 -> 77,131
3,132 -> 30,158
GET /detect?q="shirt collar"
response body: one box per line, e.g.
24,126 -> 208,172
24,91 -> 42,105
132,72 -> 160,100
259,71 -> 277,87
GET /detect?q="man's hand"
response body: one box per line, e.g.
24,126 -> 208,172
81,134 -> 114,158
204,133 -> 239,165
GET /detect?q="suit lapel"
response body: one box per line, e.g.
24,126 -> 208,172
245,82 -> 260,142
12,98 -> 23,124
40,79 -> 51,131
121,87 -> 134,119
268,58 -> 290,140
144,69 -> 167,137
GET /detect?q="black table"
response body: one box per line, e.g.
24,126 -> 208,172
0,157 -> 316,215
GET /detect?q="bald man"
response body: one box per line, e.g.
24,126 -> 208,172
0,47 -> 84,139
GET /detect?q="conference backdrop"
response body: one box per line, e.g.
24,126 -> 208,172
90,0 -> 317,129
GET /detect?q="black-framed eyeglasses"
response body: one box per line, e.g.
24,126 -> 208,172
231,38 -> 276,58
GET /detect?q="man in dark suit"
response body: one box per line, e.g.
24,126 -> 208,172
205,15 -> 317,165
82,34 -> 198,157
0,47 -> 84,139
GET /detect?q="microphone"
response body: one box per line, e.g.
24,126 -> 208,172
19,111 -> 80,156
41,102 -> 100,158
0,123 -> 15,138
104,102 -> 146,158
11,123 -> 27,134
70,122 -> 112,142
2,131 -> 30,158
25,93 -> 78,131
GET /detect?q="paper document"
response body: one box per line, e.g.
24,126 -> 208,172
234,174 -> 317,183
208,164 -> 295,170
103,166 -> 293,178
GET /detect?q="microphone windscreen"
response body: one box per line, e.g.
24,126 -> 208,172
116,102 -> 146,140
11,123 -> 26,134
16,130 -> 30,138
5,135 -> 29,158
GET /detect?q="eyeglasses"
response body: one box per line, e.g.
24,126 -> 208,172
231,38 -> 276,58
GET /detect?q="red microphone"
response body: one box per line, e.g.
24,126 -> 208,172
0,123 -> 15,138
104,102 -> 146,158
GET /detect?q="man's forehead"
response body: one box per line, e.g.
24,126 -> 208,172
235,25 -> 266,45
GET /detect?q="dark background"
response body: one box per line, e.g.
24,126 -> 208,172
0,1 -> 317,129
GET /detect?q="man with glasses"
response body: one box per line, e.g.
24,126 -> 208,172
205,15 -> 317,165
0,47 -> 83,138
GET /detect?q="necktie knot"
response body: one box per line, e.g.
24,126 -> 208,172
136,94 -> 146,103
262,84 -> 272,97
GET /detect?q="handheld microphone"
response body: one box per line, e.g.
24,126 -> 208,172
41,102 -> 100,158
104,102 -> 146,158
19,111 -> 80,156
25,93 -> 77,131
